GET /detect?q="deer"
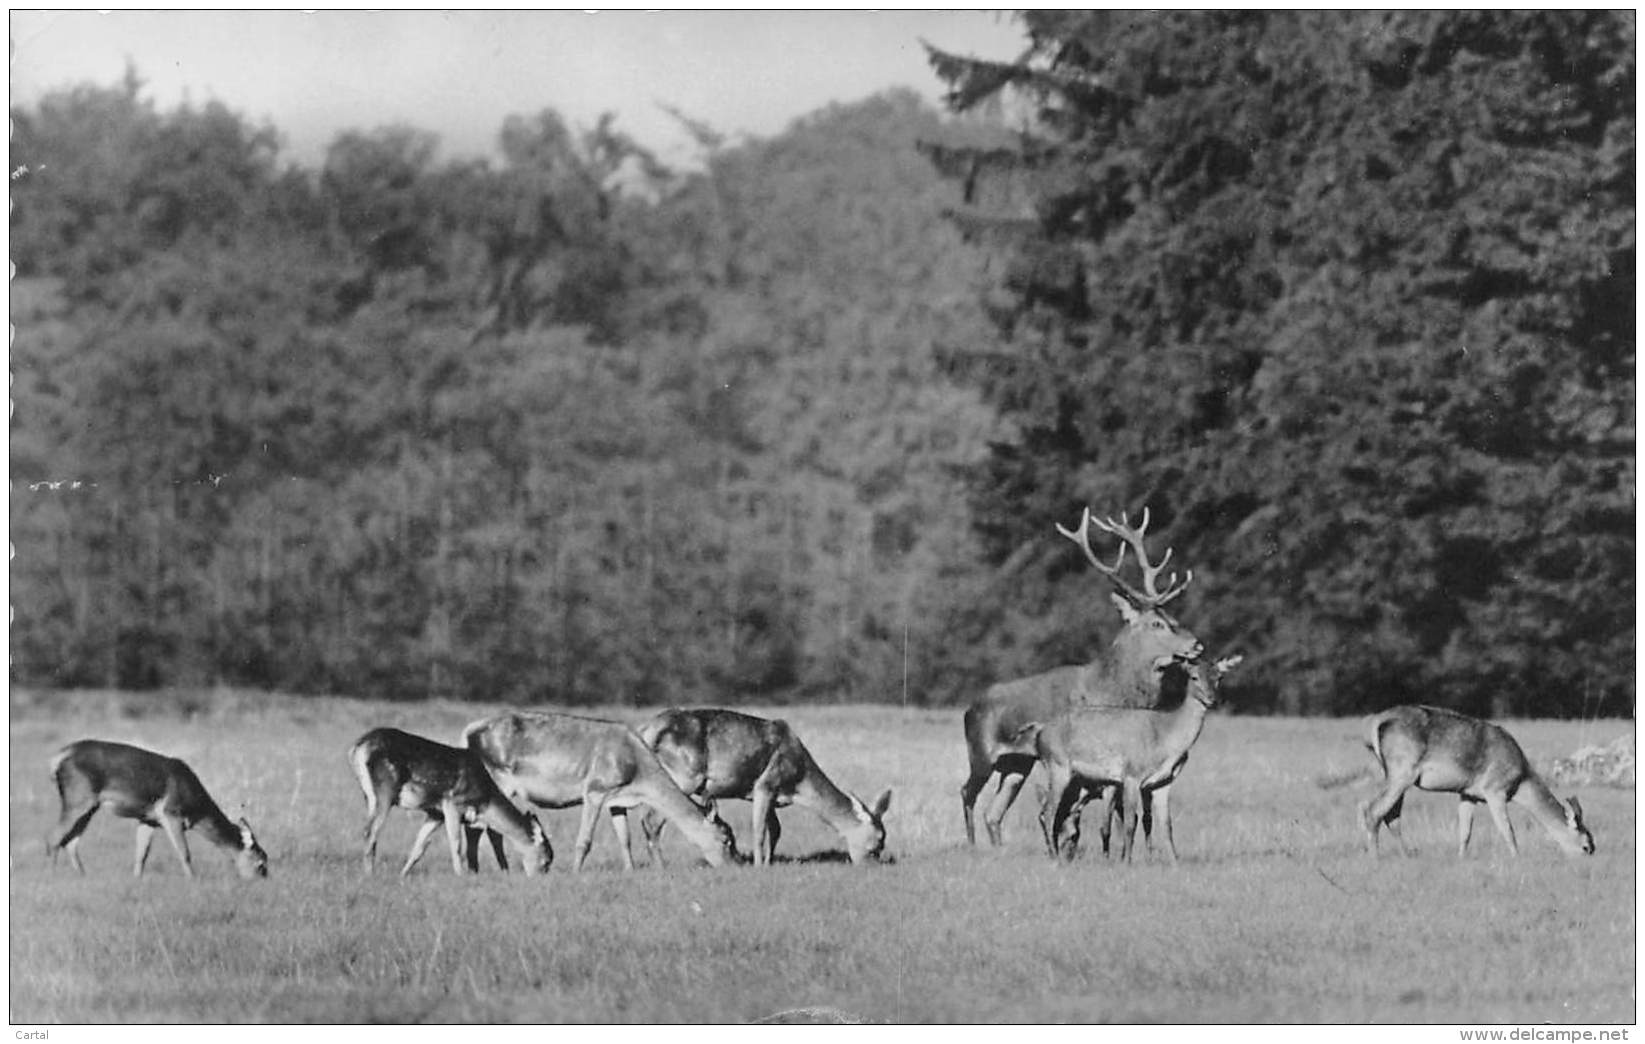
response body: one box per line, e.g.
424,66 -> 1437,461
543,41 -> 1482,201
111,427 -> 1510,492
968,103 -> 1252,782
1037,653 -> 1243,862
462,710 -> 737,872
961,506 -> 1204,847
1359,705 -> 1595,859
632,708 -> 892,866
46,739 -> 269,880
348,727 -> 552,877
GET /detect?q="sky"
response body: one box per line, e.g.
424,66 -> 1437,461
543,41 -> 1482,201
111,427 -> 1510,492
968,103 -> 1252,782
9,10 -> 1028,169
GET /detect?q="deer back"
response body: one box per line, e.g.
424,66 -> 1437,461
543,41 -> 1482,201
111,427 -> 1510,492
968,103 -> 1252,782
355,727 -> 517,812
464,711 -> 615,806
699,710 -> 795,799
645,708 -> 807,800
52,740 -> 173,812
1365,705 -> 1527,789
468,710 -> 729,861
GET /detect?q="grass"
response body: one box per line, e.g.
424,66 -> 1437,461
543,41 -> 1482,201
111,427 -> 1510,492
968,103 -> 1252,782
7,690 -> 1635,1023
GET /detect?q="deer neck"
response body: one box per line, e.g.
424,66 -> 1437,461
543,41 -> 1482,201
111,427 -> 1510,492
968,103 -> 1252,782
1515,774 -> 1580,846
1146,688 -> 1215,770
792,765 -> 862,835
190,801 -> 244,852
1085,647 -> 1171,708
637,771 -> 720,842
482,796 -> 538,845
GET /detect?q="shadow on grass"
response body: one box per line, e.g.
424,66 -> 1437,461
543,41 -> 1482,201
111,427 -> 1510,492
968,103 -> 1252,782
737,848 -> 897,866
749,1004 -> 877,1024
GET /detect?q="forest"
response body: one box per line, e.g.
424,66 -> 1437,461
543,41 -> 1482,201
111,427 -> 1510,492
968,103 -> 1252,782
9,11 -> 1634,717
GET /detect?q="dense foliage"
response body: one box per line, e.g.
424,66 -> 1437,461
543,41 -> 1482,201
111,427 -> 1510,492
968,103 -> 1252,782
925,11 -> 1634,715
11,76 -> 1001,703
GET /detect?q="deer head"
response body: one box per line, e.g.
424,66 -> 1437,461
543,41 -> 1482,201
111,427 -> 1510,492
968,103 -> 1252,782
843,788 -> 892,864
525,815 -> 554,875
1188,654 -> 1244,709
1562,796 -> 1595,856
234,817 -> 269,879
1057,506 -> 1203,673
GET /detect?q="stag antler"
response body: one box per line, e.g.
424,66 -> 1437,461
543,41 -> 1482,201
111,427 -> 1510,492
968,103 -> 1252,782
1055,505 -> 1193,606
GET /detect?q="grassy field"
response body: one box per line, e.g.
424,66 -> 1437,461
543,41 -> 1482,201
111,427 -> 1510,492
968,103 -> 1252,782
7,689 -> 1635,1024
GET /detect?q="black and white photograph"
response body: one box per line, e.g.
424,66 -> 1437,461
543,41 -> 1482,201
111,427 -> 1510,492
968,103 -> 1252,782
8,8 -> 1635,1028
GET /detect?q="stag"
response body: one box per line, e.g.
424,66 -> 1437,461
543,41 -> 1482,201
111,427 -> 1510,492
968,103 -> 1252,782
961,506 -> 1203,846
1036,654 -> 1241,862
46,740 -> 269,879
1360,705 -> 1594,859
462,710 -> 735,871
348,727 -> 552,877
634,708 -> 892,866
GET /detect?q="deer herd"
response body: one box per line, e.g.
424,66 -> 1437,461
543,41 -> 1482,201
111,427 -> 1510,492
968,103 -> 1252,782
43,504 -> 1594,882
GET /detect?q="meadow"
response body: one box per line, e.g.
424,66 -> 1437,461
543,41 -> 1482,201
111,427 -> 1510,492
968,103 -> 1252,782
7,689 -> 1635,1024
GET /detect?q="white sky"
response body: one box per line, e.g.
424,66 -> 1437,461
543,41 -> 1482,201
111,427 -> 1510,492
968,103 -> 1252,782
9,9 -> 1028,168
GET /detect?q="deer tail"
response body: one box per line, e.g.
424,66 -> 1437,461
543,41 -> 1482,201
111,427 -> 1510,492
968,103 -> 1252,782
459,717 -> 493,750
46,747 -> 72,792
1007,721 -> 1044,746
1362,711 -> 1394,770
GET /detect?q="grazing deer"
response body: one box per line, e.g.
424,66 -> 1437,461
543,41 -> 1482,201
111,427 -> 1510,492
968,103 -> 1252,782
46,740 -> 269,880
1359,705 -> 1595,859
634,708 -> 892,866
348,727 -> 552,877
462,710 -> 736,871
1037,654 -> 1242,862
961,506 -> 1204,846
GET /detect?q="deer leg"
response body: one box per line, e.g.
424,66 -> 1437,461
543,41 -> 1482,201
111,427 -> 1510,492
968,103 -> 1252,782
960,759 -> 993,846
1099,786 -> 1118,858
1034,783 -> 1053,853
1119,779 -> 1145,863
1060,785 -> 1095,859
158,813 -> 194,878
608,808 -> 637,871
133,822 -> 157,877
401,814 -> 443,877
1042,766 -> 1078,860
1360,772 -> 1415,857
1457,799 -> 1477,858
764,805 -> 782,861
1383,794 -> 1411,856
486,828 -> 509,871
1152,786 -> 1178,864
984,770 -> 1027,848
48,801 -> 99,873
65,836 -> 89,875
439,802 -> 470,875
362,787 -> 396,874
750,786 -> 776,866
461,826 -> 509,872
641,808 -> 669,868
1483,794 -> 1519,856
1140,790 -> 1155,851
572,792 -> 608,872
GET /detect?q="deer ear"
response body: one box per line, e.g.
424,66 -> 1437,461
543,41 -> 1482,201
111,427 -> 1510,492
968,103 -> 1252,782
1216,654 -> 1244,675
1109,592 -> 1141,623
1566,796 -> 1584,823
237,818 -> 256,848
870,788 -> 892,819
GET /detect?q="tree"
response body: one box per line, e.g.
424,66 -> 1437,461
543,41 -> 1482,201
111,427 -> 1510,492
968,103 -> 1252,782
927,11 -> 1634,715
